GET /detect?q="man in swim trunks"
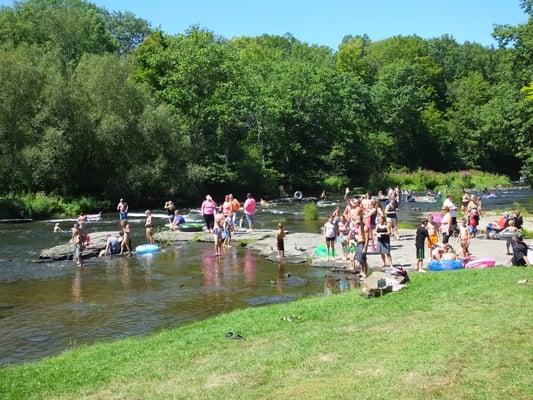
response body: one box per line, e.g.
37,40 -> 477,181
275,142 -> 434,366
117,198 -> 128,221
427,214 -> 440,249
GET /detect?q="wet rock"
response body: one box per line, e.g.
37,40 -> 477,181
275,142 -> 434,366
286,276 -> 308,286
154,229 -> 275,244
37,231 -> 118,262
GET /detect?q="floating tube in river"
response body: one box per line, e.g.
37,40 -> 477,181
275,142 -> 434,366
135,244 -> 160,254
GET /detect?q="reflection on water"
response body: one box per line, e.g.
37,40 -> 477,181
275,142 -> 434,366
71,269 -> 84,304
0,187 -> 531,366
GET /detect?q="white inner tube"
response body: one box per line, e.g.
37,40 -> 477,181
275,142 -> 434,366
294,191 -> 303,200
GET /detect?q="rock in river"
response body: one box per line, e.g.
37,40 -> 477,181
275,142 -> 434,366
37,231 -> 118,262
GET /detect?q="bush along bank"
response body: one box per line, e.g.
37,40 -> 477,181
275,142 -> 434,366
369,169 -> 512,193
0,193 -> 110,220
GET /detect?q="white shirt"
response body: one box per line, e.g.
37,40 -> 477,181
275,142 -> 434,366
443,198 -> 457,218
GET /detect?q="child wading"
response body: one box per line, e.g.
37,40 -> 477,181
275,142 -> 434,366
415,218 -> 429,272
276,223 -> 285,258
323,216 -> 337,260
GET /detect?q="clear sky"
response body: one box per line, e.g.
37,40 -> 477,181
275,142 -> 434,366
0,0 -> 527,48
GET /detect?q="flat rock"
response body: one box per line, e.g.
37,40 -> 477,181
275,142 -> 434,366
38,231 -> 117,262
154,229 -> 275,244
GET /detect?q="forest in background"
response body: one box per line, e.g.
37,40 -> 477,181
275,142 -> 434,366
0,0 -> 532,204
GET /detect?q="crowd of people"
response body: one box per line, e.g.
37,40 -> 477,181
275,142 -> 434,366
319,187 -> 402,278
56,186 -> 530,270
319,187 -> 530,275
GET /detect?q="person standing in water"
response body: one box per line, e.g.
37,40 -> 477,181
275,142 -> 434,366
213,217 -> 223,256
120,220 -> 132,256
145,210 -> 154,244
164,200 -> 176,224
323,215 -> 337,260
243,193 -> 257,232
201,195 -> 217,233
72,226 -> 89,267
229,194 -> 240,232
117,198 -> 128,221
276,222 -> 285,258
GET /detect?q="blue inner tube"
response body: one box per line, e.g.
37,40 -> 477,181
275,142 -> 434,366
135,244 -> 160,254
428,259 -> 463,271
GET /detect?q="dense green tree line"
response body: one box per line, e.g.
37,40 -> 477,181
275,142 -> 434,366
0,0 -> 531,203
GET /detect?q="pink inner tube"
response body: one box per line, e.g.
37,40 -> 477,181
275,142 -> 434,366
465,258 -> 496,269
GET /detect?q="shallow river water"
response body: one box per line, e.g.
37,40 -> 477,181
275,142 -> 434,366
0,187 -> 531,365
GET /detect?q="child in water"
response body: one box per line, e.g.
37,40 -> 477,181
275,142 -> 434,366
223,215 -> 232,247
276,222 -> 285,258
213,219 -> 223,256
53,223 -> 63,233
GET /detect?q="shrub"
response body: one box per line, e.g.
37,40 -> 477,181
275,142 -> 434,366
303,203 -> 319,221
323,175 -> 350,193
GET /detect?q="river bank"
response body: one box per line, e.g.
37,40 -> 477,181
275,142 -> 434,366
1,267 -> 531,400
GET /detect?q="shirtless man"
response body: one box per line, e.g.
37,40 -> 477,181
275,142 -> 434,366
117,199 -> 128,221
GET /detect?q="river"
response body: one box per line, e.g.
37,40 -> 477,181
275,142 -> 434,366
0,187 -> 531,366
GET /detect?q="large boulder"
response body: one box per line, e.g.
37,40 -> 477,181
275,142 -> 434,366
38,231 -> 118,262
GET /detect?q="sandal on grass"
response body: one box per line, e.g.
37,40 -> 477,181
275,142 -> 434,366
225,332 -> 245,340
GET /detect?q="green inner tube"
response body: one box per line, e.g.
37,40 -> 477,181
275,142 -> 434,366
179,222 -> 204,232
314,243 -> 356,258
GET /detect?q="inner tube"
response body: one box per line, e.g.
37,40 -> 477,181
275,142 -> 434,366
293,191 -> 303,200
179,222 -> 204,232
465,258 -> 496,269
428,259 -> 463,271
135,244 -> 159,254
314,243 -> 355,258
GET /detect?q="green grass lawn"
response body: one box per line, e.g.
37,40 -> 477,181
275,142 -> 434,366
1,268 -> 532,400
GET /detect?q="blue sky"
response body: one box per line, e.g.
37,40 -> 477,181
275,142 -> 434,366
0,0 -> 527,48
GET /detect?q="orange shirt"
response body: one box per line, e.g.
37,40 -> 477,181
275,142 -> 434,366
231,199 -> 240,212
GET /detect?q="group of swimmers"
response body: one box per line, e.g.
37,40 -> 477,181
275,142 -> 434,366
200,193 -> 257,256
319,187 -> 402,278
